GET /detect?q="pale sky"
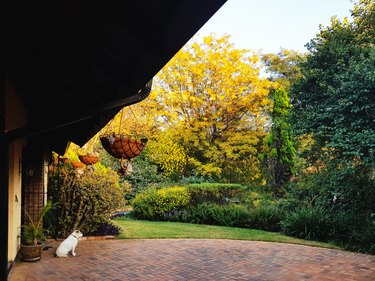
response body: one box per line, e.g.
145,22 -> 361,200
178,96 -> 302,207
195,0 -> 355,54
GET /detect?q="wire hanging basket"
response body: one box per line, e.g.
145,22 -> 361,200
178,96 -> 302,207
78,154 -> 100,165
99,104 -> 149,176
100,133 -> 148,160
70,161 -> 85,169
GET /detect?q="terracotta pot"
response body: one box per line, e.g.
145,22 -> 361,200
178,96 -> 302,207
19,243 -> 43,262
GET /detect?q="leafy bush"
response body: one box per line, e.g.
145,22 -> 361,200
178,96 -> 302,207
242,191 -> 277,208
209,204 -> 251,227
349,213 -> 375,254
179,175 -> 214,184
330,212 -> 375,254
281,206 -> 330,240
248,205 -> 282,232
181,203 -> 216,225
181,203 -> 251,227
285,167 -> 375,213
187,183 -> 244,205
48,163 -> 126,237
131,186 -> 190,220
277,198 -> 308,214
86,222 -> 122,236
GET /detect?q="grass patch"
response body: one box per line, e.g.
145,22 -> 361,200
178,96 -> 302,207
113,215 -> 341,250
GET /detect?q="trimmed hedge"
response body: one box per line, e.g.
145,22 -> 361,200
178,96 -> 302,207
131,186 -> 190,220
187,183 -> 244,205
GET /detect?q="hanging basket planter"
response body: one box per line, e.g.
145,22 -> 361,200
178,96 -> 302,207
78,154 -> 100,165
59,156 -> 69,164
70,161 -> 85,169
100,133 -> 148,160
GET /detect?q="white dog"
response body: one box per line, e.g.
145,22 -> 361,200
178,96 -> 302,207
55,230 -> 83,257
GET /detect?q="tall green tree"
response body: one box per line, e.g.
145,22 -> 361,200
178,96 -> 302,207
291,0 -> 375,172
264,87 -> 295,193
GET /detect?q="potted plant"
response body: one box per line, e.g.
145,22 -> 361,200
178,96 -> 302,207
19,200 -> 54,262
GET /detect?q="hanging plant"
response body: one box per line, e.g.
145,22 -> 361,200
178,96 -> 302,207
100,105 -> 148,176
70,161 -> 85,169
100,133 -> 148,160
78,154 -> 100,165
59,156 -> 69,164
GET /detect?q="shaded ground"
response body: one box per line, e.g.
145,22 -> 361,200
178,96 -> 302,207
9,239 -> 375,281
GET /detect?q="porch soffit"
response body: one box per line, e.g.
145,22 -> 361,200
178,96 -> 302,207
5,0 -> 227,153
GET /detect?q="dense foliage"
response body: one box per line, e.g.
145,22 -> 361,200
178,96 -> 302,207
291,0 -> 375,171
263,87 -> 295,193
48,162 -> 126,237
262,49 -> 306,91
101,35 -> 271,183
187,182 -> 243,205
131,186 -> 190,220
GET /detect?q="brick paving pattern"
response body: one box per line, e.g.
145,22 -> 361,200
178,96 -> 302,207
9,239 -> 375,281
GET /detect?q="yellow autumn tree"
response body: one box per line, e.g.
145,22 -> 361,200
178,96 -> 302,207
143,34 -> 272,183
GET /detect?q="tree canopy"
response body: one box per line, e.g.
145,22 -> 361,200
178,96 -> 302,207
148,35 -> 272,182
291,0 -> 375,171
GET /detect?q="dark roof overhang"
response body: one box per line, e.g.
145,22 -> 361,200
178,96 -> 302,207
4,0 -> 227,154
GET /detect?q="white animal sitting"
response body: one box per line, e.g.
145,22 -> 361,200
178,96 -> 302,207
55,230 -> 83,257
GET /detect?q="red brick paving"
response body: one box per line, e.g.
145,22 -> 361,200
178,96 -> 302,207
9,239 -> 375,281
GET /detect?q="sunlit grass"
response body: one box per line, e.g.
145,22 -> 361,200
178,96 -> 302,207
113,216 -> 341,250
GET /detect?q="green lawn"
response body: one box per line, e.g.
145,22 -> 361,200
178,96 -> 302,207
113,216 -> 341,250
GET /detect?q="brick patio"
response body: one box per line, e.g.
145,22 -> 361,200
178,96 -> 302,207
8,239 -> 375,281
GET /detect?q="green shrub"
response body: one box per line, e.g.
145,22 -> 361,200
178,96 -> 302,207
210,204 -> 251,227
187,183 -> 244,205
181,203 -> 251,227
344,212 -> 375,254
181,203 -> 216,225
284,167 -> 375,213
281,206 -> 330,240
248,205 -> 282,232
131,186 -> 190,220
242,191 -> 277,208
326,211 -> 361,242
48,163 -> 126,237
179,175 -> 214,184
277,198 -> 308,214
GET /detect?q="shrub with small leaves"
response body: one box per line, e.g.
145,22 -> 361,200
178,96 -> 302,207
131,186 -> 190,220
86,222 -> 122,236
48,162 -> 126,238
187,183 -> 244,205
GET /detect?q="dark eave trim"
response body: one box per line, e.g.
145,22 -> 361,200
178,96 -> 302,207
4,79 -> 152,143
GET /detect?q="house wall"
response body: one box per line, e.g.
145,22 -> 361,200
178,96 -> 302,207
8,140 -> 24,261
5,80 -> 27,262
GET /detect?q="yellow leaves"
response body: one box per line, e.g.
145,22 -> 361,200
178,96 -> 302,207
203,35 -> 213,46
96,34 -> 274,183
